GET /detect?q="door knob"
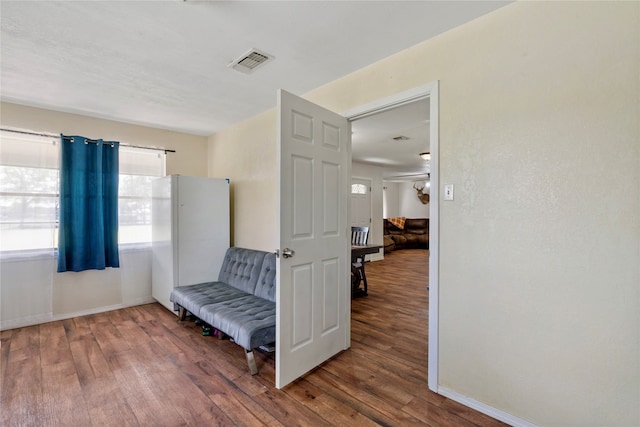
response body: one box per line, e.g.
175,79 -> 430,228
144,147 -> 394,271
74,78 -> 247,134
281,248 -> 295,259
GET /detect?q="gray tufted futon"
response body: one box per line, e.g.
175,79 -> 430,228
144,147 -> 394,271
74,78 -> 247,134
169,247 -> 276,375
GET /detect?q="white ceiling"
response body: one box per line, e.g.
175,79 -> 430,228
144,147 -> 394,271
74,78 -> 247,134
1,0 -> 510,178
352,99 -> 431,181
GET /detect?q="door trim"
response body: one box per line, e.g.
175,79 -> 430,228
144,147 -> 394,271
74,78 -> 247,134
341,81 -> 440,392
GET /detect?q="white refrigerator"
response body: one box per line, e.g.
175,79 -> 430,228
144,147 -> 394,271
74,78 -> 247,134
151,175 -> 230,312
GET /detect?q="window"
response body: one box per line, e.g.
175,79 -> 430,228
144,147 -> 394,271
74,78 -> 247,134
0,132 -> 59,252
0,130 -> 166,254
118,147 -> 165,245
351,183 -> 367,194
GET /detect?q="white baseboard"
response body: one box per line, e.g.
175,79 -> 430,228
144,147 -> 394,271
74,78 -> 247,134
0,296 -> 156,331
369,251 -> 384,262
437,386 -> 538,427
0,312 -> 54,331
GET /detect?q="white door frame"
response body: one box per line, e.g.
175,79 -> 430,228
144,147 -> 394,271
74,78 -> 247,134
341,81 -> 440,392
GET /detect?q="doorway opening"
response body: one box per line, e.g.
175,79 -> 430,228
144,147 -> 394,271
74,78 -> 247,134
343,81 -> 439,391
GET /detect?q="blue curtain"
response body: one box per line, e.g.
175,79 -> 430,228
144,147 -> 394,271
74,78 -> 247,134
57,135 -> 120,272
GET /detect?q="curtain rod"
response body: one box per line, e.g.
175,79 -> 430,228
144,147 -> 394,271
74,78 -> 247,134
0,127 -> 176,153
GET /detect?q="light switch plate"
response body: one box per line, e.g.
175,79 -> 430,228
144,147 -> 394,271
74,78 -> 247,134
444,184 -> 454,201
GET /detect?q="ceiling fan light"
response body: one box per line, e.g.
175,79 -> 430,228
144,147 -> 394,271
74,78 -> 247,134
419,152 -> 431,161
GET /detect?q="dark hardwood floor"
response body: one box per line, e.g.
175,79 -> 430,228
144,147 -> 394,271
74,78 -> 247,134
1,249 -> 506,426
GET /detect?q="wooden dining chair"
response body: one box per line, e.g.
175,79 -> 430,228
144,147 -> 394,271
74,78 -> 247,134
351,226 -> 369,246
351,227 -> 369,296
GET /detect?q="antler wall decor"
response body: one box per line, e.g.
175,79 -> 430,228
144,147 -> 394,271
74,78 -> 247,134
413,182 -> 430,204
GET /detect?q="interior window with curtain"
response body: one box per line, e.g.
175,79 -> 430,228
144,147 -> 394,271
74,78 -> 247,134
57,135 -> 121,272
0,129 -> 166,258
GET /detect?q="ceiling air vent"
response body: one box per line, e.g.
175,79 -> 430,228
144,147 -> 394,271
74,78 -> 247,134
229,48 -> 274,74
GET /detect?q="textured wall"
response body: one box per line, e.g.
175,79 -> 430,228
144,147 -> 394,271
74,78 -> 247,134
209,2 -> 639,425
207,110 -> 277,251
398,181 -> 430,219
0,102 -> 209,176
307,2 -> 639,425
383,182 -> 400,219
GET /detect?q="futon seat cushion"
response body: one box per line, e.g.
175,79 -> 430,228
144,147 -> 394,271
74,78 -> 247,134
199,295 -> 276,350
170,247 -> 278,369
170,282 -> 248,318
170,247 -> 270,316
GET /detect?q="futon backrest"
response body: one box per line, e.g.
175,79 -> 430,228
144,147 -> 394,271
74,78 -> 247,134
253,252 -> 277,302
218,247 -> 267,294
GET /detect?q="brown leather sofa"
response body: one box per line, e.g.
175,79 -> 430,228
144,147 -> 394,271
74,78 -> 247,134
383,218 -> 429,253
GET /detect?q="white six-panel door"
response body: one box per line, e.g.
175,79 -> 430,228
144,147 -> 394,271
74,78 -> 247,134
276,90 -> 350,389
351,178 -> 371,230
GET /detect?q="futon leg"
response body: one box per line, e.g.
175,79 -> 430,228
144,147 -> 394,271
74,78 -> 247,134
246,349 -> 258,375
178,306 -> 187,321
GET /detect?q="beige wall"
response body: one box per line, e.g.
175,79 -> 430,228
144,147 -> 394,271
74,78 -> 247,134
398,181 -> 430,218
208,109 -> 277,251
0,102 -> 209,176
208,2 -> 639,425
